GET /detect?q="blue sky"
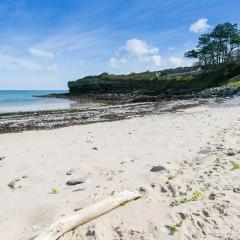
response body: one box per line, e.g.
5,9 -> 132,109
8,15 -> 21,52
0,0 -> 239,90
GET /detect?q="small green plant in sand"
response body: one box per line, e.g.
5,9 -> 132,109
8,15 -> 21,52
51,187 -> 58,194
171,190 -> 205,206
169,221 -> 183,235
231,161 -> 240,170
168,171 -> 182,180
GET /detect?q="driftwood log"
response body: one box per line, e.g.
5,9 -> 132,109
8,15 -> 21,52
35,190 -> 141,240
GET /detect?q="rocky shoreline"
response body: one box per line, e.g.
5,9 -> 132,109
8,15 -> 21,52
2,85 -> 240,134
0,99 -> 205,134
36,86 -> 240,105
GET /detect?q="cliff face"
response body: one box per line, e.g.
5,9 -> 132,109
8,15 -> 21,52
67,67 -> 200,94
67,63 -> 240,94
68,77 -> 153,94
68,69 -> 194,94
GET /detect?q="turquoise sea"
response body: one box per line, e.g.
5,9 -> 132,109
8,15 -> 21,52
0,90 -> 72,113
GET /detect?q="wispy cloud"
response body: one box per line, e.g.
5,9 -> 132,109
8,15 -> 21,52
189,18 -> 211,33
0,53 -> 42,70
28,48 -> 54,59
109,38 -> 162,69
34,25 -> 111,55
168,56 -> 182,67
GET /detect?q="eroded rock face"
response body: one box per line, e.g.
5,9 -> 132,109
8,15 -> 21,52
68,77 -> 152,94
68,72 -> 240,98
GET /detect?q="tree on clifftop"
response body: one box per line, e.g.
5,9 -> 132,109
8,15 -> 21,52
185,22 -> 240,68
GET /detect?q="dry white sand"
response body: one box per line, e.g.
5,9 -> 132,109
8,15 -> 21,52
0,102 -> 240,240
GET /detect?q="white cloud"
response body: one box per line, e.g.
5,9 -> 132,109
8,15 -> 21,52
148,55 -> 161,67
28,48 -> 54,59
109,57 -> 127,68
0,53 -> 42,70
123,38 -> 159,56
169,57 -> 182,67
47,64 -> 58,72
109,38 -> 162,69
189,18 -> 211,33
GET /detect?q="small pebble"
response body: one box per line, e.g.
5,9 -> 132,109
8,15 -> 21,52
66,168 -> 74,176
160,186 -> 168,193
150,166 -> 167,173
66,178 -> 86,186
72,188 -> 85,192
8,179 -> 20,189
139,187 -> 146,193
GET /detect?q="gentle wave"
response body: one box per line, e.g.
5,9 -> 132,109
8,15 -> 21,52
0,90 -> 71,113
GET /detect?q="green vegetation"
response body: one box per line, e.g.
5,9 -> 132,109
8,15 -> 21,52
169,221 -> 183,235
185,22 -> 240,68
51,187 -> 58,194
231,161 -> 240,170
226,75 -> 240,87
68,61 -> 240,95
168,170 -> 182,180
171,190 -> 205,206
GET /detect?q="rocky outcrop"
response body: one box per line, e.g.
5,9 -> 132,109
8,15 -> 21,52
68,76 -> 154,94
67,63 -> 240,96
67,69 -> 196,94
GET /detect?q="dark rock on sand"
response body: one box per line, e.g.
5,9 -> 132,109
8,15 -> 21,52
197,149 -> 212,155
151,183 -> 156,188
226,150 -> 235,156
209,193 -> 217,200
150,166 -> 167,173
66,168 -> 74,176
66,177 -> 86,186
160,186 -> 168,193
8,179 -> 20,189
233,187 -> 240,193
72,188 -> 85,192
139,187 -> 146,193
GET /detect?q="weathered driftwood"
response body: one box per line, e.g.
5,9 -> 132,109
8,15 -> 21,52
35,190 -> 141,240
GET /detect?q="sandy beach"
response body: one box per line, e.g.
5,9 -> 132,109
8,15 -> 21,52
0,99 -> 240,240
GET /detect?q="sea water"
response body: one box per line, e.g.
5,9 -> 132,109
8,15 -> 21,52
0,90 -> 72,113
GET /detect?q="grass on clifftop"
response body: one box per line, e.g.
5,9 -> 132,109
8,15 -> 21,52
154,62 -> 240,90
225,74 -> 240,87
69,62 -> 240,93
